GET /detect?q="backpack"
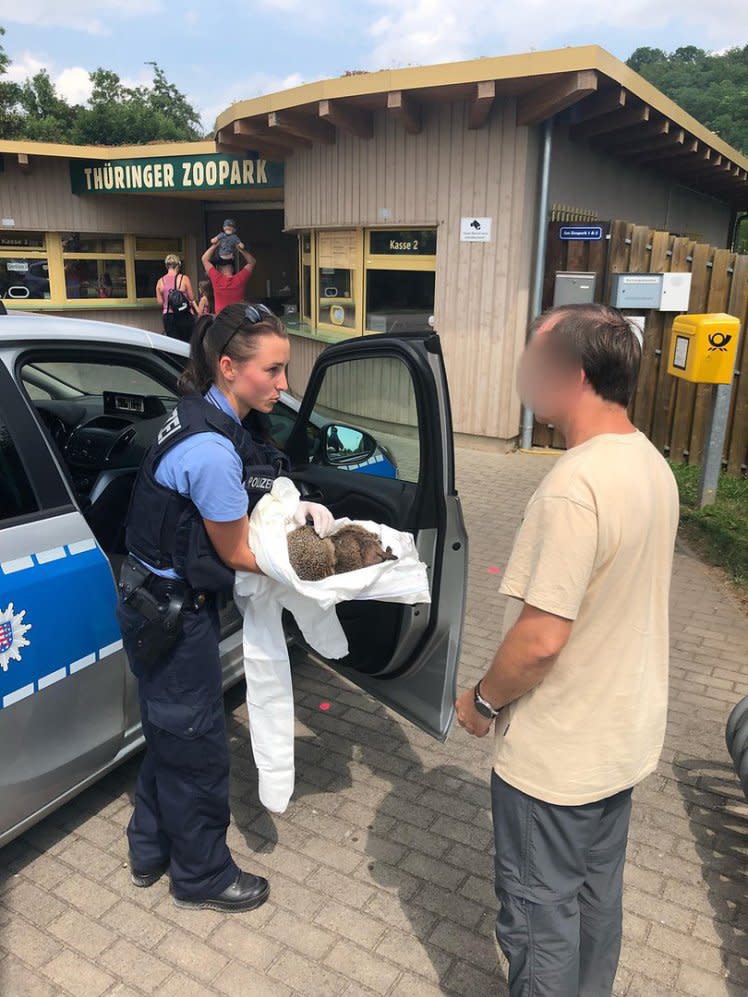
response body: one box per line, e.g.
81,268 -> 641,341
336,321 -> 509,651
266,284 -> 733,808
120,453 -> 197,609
167,273 -> 190,314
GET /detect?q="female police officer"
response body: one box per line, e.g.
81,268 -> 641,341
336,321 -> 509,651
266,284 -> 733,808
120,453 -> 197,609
117,302 -> 333,912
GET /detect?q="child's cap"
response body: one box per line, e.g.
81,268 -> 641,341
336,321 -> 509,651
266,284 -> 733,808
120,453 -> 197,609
223,218 -> 236,229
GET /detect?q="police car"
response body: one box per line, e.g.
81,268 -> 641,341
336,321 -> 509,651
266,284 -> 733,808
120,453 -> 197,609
0,313 -> 467,848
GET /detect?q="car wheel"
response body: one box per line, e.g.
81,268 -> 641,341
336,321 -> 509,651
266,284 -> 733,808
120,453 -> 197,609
738,743 -> 748,799
726,697 -> 748,754
729,718 -> 748,765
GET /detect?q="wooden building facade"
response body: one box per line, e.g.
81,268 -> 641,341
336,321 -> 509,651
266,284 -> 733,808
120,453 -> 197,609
1,46 -> 746,449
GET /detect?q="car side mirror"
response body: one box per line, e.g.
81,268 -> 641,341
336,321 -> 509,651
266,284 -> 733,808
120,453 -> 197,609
322,423 -> 377,465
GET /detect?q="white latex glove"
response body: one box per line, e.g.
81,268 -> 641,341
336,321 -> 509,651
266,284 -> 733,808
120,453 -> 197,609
293,501 -> 335,538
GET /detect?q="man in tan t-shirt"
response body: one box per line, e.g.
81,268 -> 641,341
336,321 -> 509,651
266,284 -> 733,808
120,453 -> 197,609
456,303 -> 679,996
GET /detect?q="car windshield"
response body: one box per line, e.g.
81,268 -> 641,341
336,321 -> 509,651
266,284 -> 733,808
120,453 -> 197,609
25,361 -> 177,400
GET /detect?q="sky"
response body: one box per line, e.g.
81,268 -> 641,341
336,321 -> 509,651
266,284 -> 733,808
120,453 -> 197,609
0,0 -> 745,133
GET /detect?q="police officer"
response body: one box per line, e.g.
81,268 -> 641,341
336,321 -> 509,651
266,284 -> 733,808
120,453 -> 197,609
117,302 -> 333,912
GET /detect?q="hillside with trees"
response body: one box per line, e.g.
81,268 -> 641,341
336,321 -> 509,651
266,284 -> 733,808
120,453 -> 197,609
0,27 -> 203,144
627,45 -> 748,155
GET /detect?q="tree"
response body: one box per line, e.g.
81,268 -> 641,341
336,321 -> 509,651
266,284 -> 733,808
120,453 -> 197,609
0,25 -> 205,144
18,70 -> 80,141
627,46 -> 748,155
0,26 -> 22,139
73,65 -> 204,144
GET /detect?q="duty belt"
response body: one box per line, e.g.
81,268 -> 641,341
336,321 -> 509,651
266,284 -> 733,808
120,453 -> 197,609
119,556 -> 208,621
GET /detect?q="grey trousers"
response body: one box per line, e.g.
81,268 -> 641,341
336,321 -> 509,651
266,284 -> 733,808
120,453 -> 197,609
491,771 -> 633,997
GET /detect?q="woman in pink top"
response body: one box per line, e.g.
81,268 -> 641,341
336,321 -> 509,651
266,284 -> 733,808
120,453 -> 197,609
156,254 -> 198,341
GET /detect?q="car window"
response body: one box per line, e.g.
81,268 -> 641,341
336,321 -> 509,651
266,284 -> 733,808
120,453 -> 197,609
267,402 -> 297,448
311,355 -> 421,482
0,414 -> 38,522
25,361 -> 177,400
22,381 -> 53,401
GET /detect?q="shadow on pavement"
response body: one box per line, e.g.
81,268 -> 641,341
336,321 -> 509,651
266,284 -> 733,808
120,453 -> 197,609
674,755 -> 748,996
233,656 -> 507,995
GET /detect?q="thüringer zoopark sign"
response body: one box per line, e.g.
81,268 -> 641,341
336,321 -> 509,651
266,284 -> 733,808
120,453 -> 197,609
70,154 -> 284,195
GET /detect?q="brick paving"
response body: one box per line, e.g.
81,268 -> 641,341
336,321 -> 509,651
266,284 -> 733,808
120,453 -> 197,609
1,448 -> 747,996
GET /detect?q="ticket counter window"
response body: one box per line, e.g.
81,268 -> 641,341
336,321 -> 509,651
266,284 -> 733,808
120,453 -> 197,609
0,258 -> 50,300
319,267 -> 355,329
316,229 -> 359,333
63,233 -> 125,254
366,270 -> 435,334
64,259 -> 128,300
0,232 -> 49,302
136,237 -> 183,253
134,237 -> 183,301
134,260 -> 165,298
365,227 -> 436,335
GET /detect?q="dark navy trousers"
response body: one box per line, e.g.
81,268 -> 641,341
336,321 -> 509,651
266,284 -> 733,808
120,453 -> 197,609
492,771 -> 632,997
117,599 -> 239,900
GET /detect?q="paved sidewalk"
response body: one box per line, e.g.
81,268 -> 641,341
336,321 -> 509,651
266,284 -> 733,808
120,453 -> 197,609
1,449 -> 747,996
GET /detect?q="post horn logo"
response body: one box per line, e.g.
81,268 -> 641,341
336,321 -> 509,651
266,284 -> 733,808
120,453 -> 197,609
707,332 -> 732,353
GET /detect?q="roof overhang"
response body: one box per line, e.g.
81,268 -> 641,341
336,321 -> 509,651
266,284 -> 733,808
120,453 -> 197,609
214,45 -> 748,209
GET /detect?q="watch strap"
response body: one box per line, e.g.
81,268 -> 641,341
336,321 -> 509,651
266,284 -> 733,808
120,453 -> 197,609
474,681 -> 500,719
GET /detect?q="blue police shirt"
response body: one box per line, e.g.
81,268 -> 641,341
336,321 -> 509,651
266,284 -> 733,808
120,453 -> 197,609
139,385 -> 249,579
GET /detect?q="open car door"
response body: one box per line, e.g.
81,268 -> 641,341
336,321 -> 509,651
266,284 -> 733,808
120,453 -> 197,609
285,331 -> 468,741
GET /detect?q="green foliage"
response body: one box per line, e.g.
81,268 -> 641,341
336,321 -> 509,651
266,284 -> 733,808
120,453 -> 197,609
74,64 -> 203,144
0,26 -> 22,139
669,461 -> 748,593
0,26 -> 204,144
18,70 -> 80,141
627,46 -> 748,155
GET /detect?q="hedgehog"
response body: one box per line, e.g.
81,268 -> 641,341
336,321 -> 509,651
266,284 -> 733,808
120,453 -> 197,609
287,524 -> 398,581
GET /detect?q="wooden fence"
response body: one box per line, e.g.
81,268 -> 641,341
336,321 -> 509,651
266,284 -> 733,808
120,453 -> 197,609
535,219 -> 748,475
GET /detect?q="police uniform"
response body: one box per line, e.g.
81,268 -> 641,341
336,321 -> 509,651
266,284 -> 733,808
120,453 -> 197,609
117,384 -> 288,904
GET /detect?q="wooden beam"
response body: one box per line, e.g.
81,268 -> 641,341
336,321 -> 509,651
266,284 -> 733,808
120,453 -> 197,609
671,149 -> 713,174
516,70 -> 598,126
704,174 -> 745,192
387,91 -> 421,134
17,152 -> 31,174
574,87 -> 626,122
592,115 -> 664,151
268,110 -> 336,144
318,99 -> 373,139
216,129 -> 290,160
234,119 -> 310,149
684,160 -> 734,181
618,127 -> 685,158
570,102 -> 650,139
635,138 -> 698,164
468,80 -> 496,130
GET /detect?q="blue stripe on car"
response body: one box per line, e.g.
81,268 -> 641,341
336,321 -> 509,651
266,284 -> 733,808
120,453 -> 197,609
0,542 -> 121,710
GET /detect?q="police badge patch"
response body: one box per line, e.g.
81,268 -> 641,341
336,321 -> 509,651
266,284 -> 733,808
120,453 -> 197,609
0,603 -> 32,672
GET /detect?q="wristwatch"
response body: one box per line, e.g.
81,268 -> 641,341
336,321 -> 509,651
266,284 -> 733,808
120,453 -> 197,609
473,681 -> 500,719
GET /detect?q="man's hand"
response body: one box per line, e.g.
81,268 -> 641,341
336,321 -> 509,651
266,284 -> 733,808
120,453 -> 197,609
455,688 -> 493,738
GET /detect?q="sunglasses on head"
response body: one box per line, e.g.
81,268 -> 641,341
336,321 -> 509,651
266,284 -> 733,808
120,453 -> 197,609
219,303 -> 274,356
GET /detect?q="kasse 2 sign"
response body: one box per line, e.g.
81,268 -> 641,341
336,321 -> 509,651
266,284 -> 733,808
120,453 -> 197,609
70,154 -> 284,195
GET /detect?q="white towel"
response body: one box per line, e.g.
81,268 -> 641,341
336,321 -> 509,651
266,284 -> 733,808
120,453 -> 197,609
235,477 -> 431,813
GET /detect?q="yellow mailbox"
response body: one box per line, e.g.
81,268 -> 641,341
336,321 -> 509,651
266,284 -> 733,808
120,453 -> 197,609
667,313 -> 740,385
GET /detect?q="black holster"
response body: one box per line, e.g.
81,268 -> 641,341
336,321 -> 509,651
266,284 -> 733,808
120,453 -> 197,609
118,558 -> 185,668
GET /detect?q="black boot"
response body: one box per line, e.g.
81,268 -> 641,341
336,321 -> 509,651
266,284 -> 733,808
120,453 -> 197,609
172,871 -> 269,912
130,858 -> 169,888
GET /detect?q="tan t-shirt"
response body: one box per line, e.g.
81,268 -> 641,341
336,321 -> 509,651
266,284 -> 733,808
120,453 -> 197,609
493,431 -> 679,805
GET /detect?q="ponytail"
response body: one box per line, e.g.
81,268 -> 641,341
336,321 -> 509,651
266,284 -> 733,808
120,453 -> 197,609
178,315 -> 215,395
177,302 -> 288,397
